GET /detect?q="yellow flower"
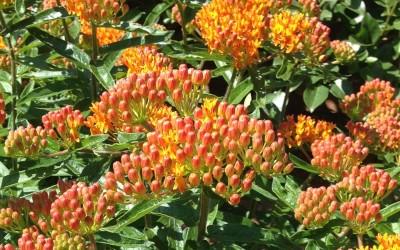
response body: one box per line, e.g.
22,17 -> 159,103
121,46 -> 171,75
269,10 -> 310,54
278,115 -> 335,148
147,105 -> 177,128
358,234 -> 400,250
195,0 -> 270,69
85,102 -> 112,135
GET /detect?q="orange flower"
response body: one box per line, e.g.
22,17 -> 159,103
0,0 -> 14,9
195,0 -> 270,69
278,115 -> 335,148
269,10 -> 310,54
121,45 -> 171,75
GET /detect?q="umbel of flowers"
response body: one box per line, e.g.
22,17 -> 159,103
358,234 -> 400,250
341,79 -> 400,155
105,99 -> 293,205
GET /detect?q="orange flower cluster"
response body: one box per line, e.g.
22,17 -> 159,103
195,0 -> 269,69
42,0 -> 60,9
359,234 -> 400,250
105,100 -> 292,205
341,78 -> 394,121
95,27 -> 125,47
299,0 -> 320,16
294,186 -> 338,228
269,10 -> 330,61
4,125 -> 48,157
278,115 -> 335,148
18,226 -> 53,250
86,64 -> 210,134
336,165 -> 397,202
7,191 -> 57,234
121,46 -> 172,76
50,182 -> 119,235
331,40 -> 356,63
42,105 -> 85,147
63,0 -> 128,25
342,79 -> 400,154
310,134 -> 368,182
339,197 -> 381,234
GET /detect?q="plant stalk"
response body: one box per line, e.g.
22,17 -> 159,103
90,21 -> 99,101
280,85 -> 290,122
357,234 -> 364,248
88,234 -> 97,250
0,11 -> 17,170
197,186 -> 209,241
176,1 -> 187,45
56,0 -> 72,42
144,214 -> 152,228
223,68 -> 238,102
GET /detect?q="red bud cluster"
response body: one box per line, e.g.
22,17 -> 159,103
0,244 -> 15,250
310,134 -> 368,182
294,186 -> 338,228
340,78 -> 394,121
18,226 -> 53,250
339,197 -> 382,234
42,105 -> 84,147
299,0 -> 320,16
336,165 -> 397,202
162,64 -> 211,116
4,125 -> 48,157
7,191 -> 57,234
50,182 -> 118,235
306,18 -> 330,62
105,100 -> 292,205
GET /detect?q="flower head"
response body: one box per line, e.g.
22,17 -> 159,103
294,186 -> 338,228
359,234 -> 400,250
195,0 -> 269,69
331,40 -> 356,63
341,78 -> 394,121
52,231 -> 86,250
310,134 -> 368,182
339,197 -> 381,234
18,226 -> 54,250
336,165 -> 397,202
4,125 -> 48,157
42,105 -> 85,147
278,115 -> 335,148
299,0 -> 320,16
50,182 -> 118,235
0,244 -> 15,250
121,45 -> 172,75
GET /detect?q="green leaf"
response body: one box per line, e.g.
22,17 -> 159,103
102,196 -> 175,232
79,135 -> 109,149
252,183 -> 277,201
27,27 -> 91,67
289,153 -> 318,174
99,34 -> 172,54
96,228 -> 151,247
276,59 -> 295,81
144,2 -> 174,25
90,65 -> 115,89
117,132 -> 146,144
303,85 -> 329,112
271,176 -> 299,209
353,13 -> 383,45
208,224 -> 292,247
381,201 -> 400,220
4,7 -> 68,34
228,78 -> 254,104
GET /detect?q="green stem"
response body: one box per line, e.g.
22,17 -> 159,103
144,214 -> 152,228
197,186 -> 209,241
90,21 -> 98,101
223,68 -> 238,102
176,1 -> 187,45
88,234 -> 97,250
357,234 -> 364,248
56,0 -> 72,42
0,11 -> 17,170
